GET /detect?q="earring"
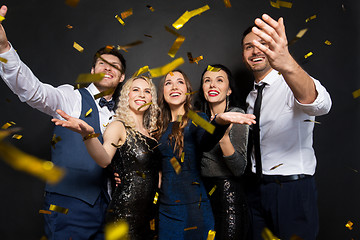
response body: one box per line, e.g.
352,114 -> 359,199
226,95 -> 229,112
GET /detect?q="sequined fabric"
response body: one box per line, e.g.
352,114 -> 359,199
106,129 -> 159,240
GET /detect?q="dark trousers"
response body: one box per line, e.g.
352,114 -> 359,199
43,192 -> 108,240
245,175 -> 319,240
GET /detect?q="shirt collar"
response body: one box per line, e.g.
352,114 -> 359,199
86,83 -> 113,102
254,69 -> 280,88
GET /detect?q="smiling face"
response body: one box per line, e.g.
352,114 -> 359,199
91,54 -> 125,92
242,31 -> 272,80
202,70 -> 231,106
163,71 -> 188,108
128,78 -> 152,113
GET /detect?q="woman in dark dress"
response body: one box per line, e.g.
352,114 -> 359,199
155,70 -> 256,239
53,76 -> 160,240
194,64 -> 251,239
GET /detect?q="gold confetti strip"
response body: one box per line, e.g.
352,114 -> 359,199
352,89 -> 360,99
270,163 -> 283,170
2,121 -> 15,129
198,193 -> 202,208
289,235 -> 304,240
346,221 -> 353,230
187,52 -> 203,64
324,40 -> 332,45
0,15 -> 5,22
73,42 -> 84,53
73,83 -> 88,90
39,236 -> 47,240
144,34 -> 152,38
75,73 -> 105,83
192,121 -> 198,127
185,91 -> 198,95
39,209 -> 52,215
270,0 -> 293,8
0,129 -> 13,141
153,192 -> 159,204
172,5 -> 210,30
146,5 -> 155,12
304,52 -> 313,59
288,28 -> 308,46
304,119 -> 321,124
137,102 -> 153,111
51,134 -> 61,149
168,35 -> 185,58
224,0 -> 232,8
116,40 -> 143,52
49,204 -> 69,214
66,24 -> 73,29
115,15 -> 125,26
209,185 -> 217,196
95,54 -> 123,73
192,182 -> 200,185
187,110 -> 215,134
207,65 -> 221,72
184,226 -> 198,231
169,71 -> 174,76
150,219 -> 155,231
104,45 -> 114,53
0,57 -> 8,63
111,143 -> 121,148
175,200 -> 181,203
93,88 -> 115,100
149,57 -> 185,78
0,142 -> 65,184
305,14 -> 317,23
103,123 -> 109,128
176,115 -> 183,122
136,171 -> 146,179
207,230 -> 216,240
85,108 -> 92,117
12,134 -> 22,140
180,152 -> 185,162
132,65 -> 149,78
121,8 -> 133,19
105,221 -> 129,240
65,0 -> 80,7
261,227 -> 280,240
170,157 -> 181,174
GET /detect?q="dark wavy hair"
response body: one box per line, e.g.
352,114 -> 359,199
194,64 -> 239,118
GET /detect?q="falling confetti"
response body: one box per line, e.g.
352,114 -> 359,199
352,89 -> 360,99
187,110 -> 215,134
121,8 -> 133,19
304,52 -> 313,59
172,5 -> 210,30
137,102 -> 153,111
93,88 -> 115,100
73,42 -> 84,53
115,15 -> 125,26
85,108 -> 92,117
149,57 -> 185,78
304,119 -> 321,124
345,221 -> 353,230
170,157 -> 181,174
270,0 -> 293,8
105,221 -> 129,240
207,230 -> 216,240
269,163 -> 283,170
49,204 -> 69,214
65,0 -> 80,7
117,40 -> 143,52
305,14 -> 317,22
51,134 -> 62,149
262,227 -> 280,240
207,65 -> 221,72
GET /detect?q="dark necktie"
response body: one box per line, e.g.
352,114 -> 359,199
99,97 -> 115,111
251,83 -> 266,179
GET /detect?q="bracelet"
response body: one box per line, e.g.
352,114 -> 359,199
83,133 -> 100,141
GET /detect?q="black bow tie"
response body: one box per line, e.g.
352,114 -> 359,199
99,97 -> 115,111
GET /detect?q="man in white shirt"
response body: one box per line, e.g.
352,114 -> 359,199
242,14 -> 332,239
0,5 -> 126,239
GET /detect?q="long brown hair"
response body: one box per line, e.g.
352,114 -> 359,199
155,70 -> 193,156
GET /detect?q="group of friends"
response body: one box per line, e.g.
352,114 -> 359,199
0,4 -> 332,240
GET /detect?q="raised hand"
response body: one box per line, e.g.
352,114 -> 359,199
51,109 -> 94,137
0,5 -> 10,53
215,112 -> 256,125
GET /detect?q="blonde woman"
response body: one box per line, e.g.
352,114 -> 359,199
53,76 -> 160,239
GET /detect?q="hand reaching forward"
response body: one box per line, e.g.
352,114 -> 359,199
51,109 -> 95,137
214,112 -> 256,125
0,5 -> 10,53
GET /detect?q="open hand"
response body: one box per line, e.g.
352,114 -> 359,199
215,112 -> 256,125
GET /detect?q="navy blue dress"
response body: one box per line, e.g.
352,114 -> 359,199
158,112 -> 228,239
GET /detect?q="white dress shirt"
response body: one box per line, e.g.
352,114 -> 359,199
246,69 -> 332,176
0,44 -> 114,134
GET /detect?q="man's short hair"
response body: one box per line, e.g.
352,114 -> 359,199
92,46 -> 126,74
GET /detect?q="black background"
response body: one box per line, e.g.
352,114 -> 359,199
0,0 -> 359,239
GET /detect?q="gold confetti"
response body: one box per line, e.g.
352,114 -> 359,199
96,53 -> 123,73
305,14 -> 317,22
83,133 -> 100,141
149,57 -> 185,78
0,141 -> 65,184
75,73 -> 105,83
104,45 -> 114,53
270,0 -> 293,8
224,0 -> 232,8
172,5 -> 210,30
0,15 -> 5,22
51,134 -> 61,149
187,52 -> 203,64
169,71 -> 174,76
105,221 -> 129,240
39,209 -> 52,215
184,226 -> 198,231
192,121 -> 198,127
176,115 -> 183,122
185,91 -> 198,95
121,8 -> 133,19
207,230 -> 216,240
175,200 -> 181,203
146,5 -> 155,12
49,204 -> 69,214
73,83 -> 88,89
12,134 -> 22,140
0,57 -> 8,63
73,42 -> 84,53
181,152 -> 185,162
136,171 -> 146,179
66,24 -> 73,29
187,110 -> 215,134
115,15 -> 125,26
207,65 -> 221,72
103,123 -> 109,128
192,182 -> 200,185
165,26 -> 185,58
144,34 -> 152,38
262,227 -> 280,240
0,128 -> 20,141
304,119 -> 321,124
208,185 -> 217,196
304,52 -> 313,59
85,108 -> 92,117
352,89 -> 360,99
170,157 -> 181,174
198,193 -> 202,208
346,221 -> 353,230
153,192 -> 159,204
93,88 -> 115,100
150,219 -> 155,231
1,121 -> 15,129
288,28 -> 308,46
324,40 -> 332,45
111,142 -> 121,148
117,40 -> 143,52
65,0 -> 80,7
132,65 -> 149,78
270,163 -> 283,170
137,102 -> 153,111
290,235 -> 304,240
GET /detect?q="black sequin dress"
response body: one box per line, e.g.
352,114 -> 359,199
106,128 -> 159,240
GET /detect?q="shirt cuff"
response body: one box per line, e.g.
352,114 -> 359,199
0,42 -> 20,69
